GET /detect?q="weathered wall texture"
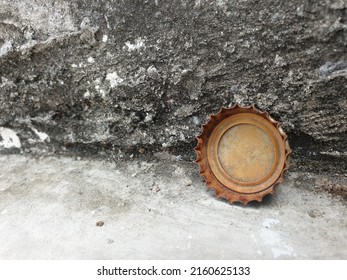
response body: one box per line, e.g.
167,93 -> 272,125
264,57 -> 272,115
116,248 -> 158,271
0,0 -> 346,172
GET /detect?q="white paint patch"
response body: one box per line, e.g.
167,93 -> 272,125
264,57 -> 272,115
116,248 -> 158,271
261,227 -> 281,246
106,72 -> 124,88
87,57 -> 95,63
71,63 -> 78,68
0,40 -> 13,57
102,35 -> 108,42
31,127 -> 50,142
1,209 -> 7,214
260,218 -> 296,258
125,38 -> 145,51
0,127 -> 21,148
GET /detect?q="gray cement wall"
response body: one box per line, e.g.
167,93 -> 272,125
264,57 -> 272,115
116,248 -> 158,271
0,0 -> 346,174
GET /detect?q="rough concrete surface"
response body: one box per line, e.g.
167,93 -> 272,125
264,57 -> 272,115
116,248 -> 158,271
0,155 -> 346,259
0,0 -> 346,173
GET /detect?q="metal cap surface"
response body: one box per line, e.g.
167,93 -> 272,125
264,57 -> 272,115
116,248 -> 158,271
195,104 -> 291,205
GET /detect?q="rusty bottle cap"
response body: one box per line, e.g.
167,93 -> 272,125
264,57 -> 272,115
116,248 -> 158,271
195,104 -> 291,205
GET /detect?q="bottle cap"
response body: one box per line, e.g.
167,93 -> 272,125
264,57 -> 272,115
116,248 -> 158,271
195,104 -> 291,205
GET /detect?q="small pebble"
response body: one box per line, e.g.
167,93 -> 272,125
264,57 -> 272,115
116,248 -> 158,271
96,221 -> 104,227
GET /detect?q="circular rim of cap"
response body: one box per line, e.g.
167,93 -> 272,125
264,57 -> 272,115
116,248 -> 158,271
194,104 -> 291,205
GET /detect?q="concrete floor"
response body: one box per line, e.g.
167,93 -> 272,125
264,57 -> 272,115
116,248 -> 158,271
0,154 -> 346,259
